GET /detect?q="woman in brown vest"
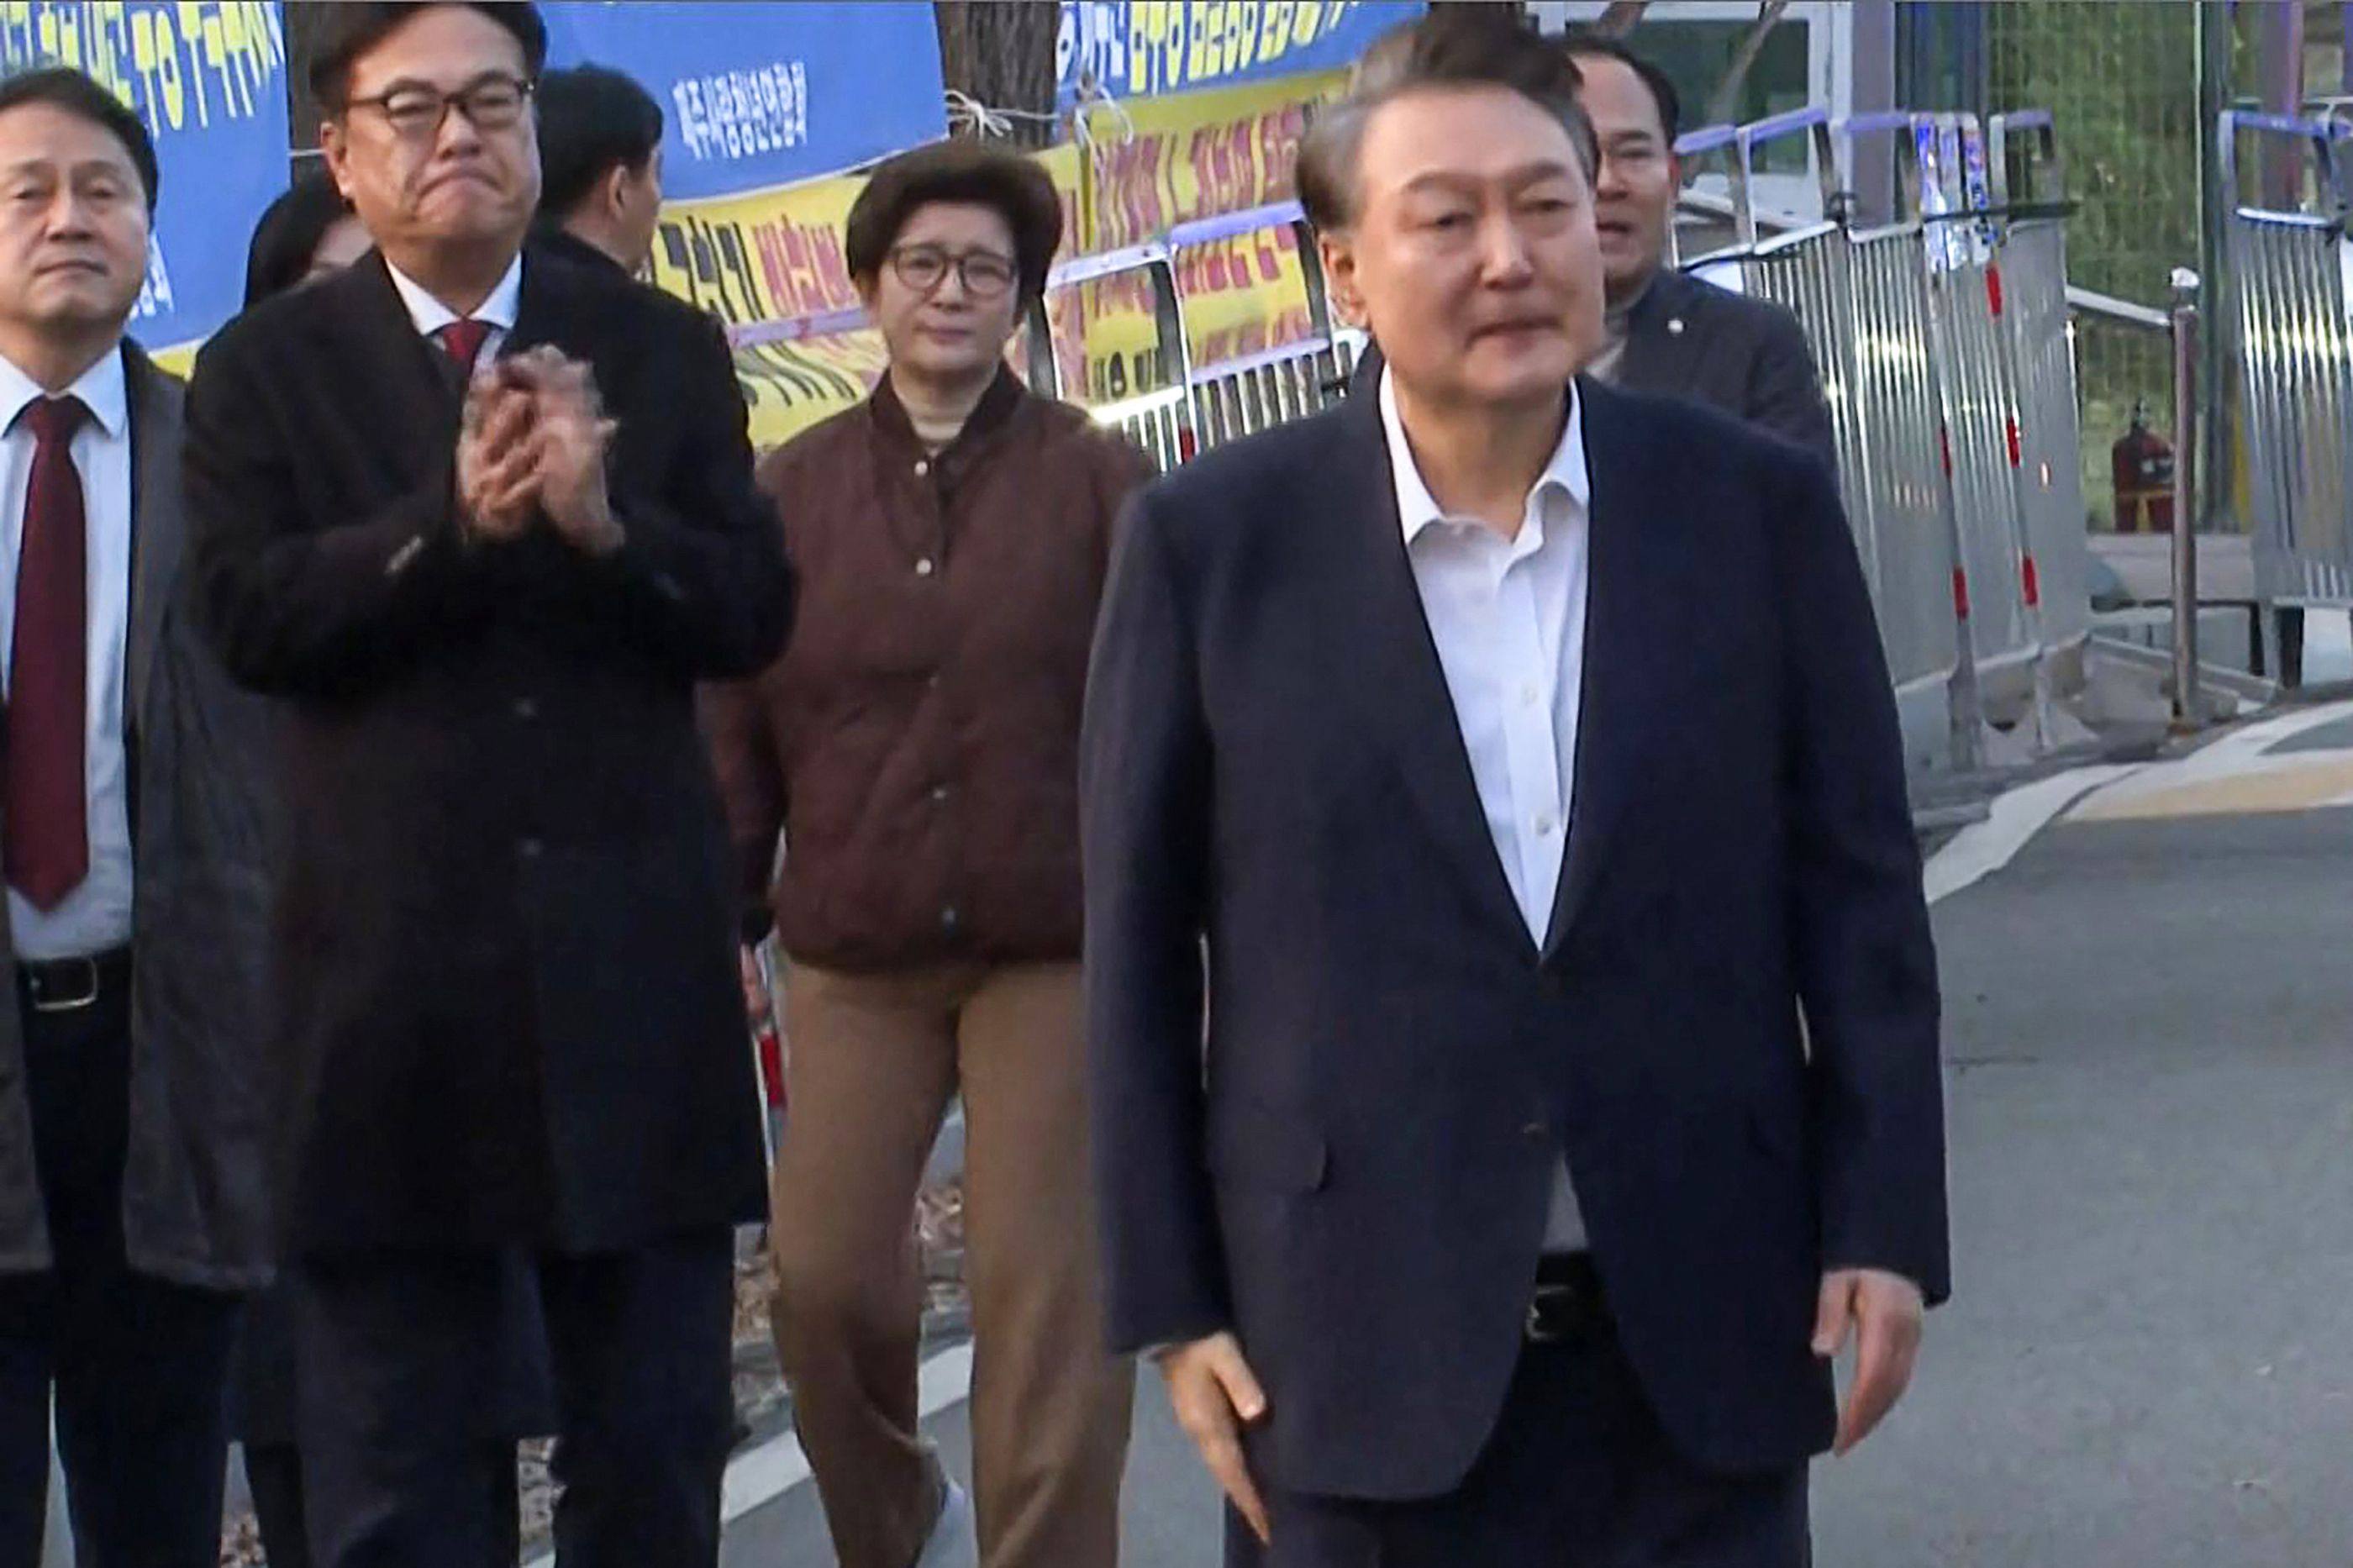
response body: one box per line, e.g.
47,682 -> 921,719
703,142 -> 1149,1568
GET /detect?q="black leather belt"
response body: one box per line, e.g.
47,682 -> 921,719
1526,1253 -> 1608,1344
17,946 -> 132,1015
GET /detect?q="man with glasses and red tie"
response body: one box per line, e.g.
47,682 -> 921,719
182,5 -> 792,1564
0,64 -> 279,1568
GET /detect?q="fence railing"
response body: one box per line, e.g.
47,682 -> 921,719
746,103 -> 2127,772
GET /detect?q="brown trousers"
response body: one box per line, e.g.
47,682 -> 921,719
770,960 -> 1132,1568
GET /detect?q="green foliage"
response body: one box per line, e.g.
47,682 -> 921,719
1987,1 -> 2200,525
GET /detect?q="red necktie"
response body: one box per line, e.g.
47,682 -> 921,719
6,396 -> 90,911
437,318 -> 492,375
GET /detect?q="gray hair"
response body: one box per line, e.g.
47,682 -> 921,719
1297,13 -> 1599,234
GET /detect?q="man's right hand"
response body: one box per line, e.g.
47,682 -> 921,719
1157,1331 -> 1272,1544
457,376 -> 538,542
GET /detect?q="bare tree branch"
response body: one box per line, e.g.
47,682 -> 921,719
1704,0 -> 1794,129
1593,3 -> 1653,39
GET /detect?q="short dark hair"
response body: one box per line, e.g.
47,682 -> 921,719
536,65 -> 663,221
310,3 -> 548,112
844,141 -> 1063,308
1561,29 -> 1682,144
244,170 -> 356,306
1297,13 -> 1597,234
0,66 -> 160,210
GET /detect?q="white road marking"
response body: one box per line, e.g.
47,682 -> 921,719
1922,765 -> 2139,905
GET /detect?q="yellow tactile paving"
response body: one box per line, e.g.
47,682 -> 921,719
2067,754 -> 2353,822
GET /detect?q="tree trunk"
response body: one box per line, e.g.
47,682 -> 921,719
1429,2 -> 1534,19
282,0 -> 334,156
934,0 -> 1061,148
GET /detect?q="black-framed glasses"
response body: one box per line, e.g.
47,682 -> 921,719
345,74 -> 535,141
887,245 -> 1018,299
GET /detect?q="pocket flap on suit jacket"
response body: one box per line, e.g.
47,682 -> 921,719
1207,1102 -> 1329,1193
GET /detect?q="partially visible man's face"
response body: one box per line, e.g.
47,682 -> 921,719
0,102 -> 150,343
860,201 -> 1023,388
1322,85 -> 1603,414
612,146 -> 662,275
1575,53 -> 1678,303
321,5 -> 540,266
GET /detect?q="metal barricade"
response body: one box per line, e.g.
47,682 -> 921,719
1988,111 -> 2095,688
1682,109 -> 1977,772
1170,203 -> 1362,453
1910,113 -> 2049,730
1038,239 -> 1195,471
2216,110 -> 2353,657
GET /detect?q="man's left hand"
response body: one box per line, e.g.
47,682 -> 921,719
509,349 -> 624,556
1812,1267 -> 1924,1455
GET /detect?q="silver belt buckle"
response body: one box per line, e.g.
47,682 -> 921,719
28,956 -> 100,1013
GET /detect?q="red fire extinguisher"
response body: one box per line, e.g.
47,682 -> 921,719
2111,400 -> 2175,533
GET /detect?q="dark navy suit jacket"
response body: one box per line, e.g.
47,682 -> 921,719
1619,266 -> 1837,466
1082,377 -> 1948,1502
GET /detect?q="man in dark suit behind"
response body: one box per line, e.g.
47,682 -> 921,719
1083,16 -> 1947,1567
183,4 -> 792,1564
1566,29 -> 1835,461
532,63 -> 664,277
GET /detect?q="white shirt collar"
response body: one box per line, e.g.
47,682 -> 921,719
385,250 -> 524,338
1379,366 -> 1589,547
0,343 -> 129,441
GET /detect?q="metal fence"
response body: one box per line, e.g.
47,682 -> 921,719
1676,104 -> 2100,765
1678,108 -> 1975,773
744,101 -> 2110,773
2217,110 -> 2353,639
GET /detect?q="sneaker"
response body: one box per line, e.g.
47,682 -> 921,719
913,1477 -> 976,1568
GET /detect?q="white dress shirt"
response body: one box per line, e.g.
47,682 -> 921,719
0,347 -> 134,961
1381,367 -> 1592,1251
387,251 -> 524,358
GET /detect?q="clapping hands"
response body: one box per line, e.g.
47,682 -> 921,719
456,346 -> 624,555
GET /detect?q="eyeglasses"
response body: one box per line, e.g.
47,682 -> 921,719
345,74 -> 534,141
887,245 -> 1019,300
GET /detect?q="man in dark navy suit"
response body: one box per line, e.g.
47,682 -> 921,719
1082,16 -> 1948,1566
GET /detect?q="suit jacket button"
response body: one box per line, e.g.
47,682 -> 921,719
1522,1121 -> 1547,1143
518,838 -> 544,860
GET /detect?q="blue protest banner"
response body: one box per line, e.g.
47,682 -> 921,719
0,3 -> 289,357
1055,1 -> 1424,106
542,2 -> 949,201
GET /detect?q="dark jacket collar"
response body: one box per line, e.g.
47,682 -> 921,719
867,364 -> 1028,460
532,224 -> 631,277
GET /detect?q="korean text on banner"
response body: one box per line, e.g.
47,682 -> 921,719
0,3 -> 289,365
650,171 -> 882,452
1057,0 -> 1422,105
652,143 -> 1089,452
542,2 -> 947,202
1073,71 -> 1339,403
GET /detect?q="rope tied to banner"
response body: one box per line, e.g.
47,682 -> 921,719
944,89 -> 1073,144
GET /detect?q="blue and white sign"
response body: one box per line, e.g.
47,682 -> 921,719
1056,1 -> 1425,106
0,3 -> 290,353
543,2 -> 950,200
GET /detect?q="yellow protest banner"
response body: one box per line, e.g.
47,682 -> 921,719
648,171 -> 886,450
649,142 -> 1093,449
1071,71 -> 1340,403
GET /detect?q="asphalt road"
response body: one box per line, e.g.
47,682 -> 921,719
724,727 -> 2353,1566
